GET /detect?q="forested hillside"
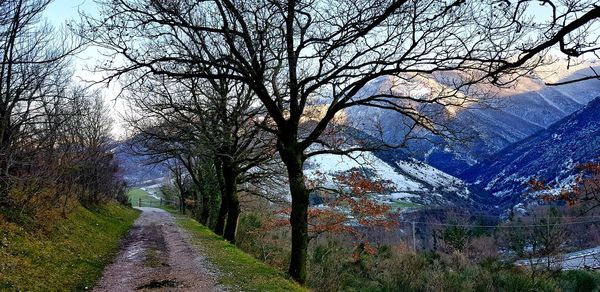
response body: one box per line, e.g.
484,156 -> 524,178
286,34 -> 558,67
462,97 -> 600,210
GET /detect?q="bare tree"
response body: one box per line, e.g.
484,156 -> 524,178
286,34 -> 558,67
80,0 -> 597,282
503,207 -> 567,277
123,73 -> 279,243
0,0 -> 81,208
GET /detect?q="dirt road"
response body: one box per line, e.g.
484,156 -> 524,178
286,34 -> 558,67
94,207 -> 221,291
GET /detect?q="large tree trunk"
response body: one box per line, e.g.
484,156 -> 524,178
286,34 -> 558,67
222,165 -> 239,243
213,158 -> 228,235
279,142 -> 309,284
199,189 -> 211,225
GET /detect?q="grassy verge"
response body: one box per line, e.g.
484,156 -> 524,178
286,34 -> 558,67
0,203 -> 140,290
173,213 -> 307,291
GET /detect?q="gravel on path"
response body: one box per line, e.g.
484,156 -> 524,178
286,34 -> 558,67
93,207 -> 221,292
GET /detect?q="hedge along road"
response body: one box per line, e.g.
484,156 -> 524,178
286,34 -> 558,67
94,207 -> 222,291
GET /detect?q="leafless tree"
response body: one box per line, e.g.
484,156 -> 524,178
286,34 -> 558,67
0,0 -> 82,208
123,73 -> 280,243
79,0 -> 598,282
502,207 -> 567,277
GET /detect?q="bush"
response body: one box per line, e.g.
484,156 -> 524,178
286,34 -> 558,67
236,213 -> 263,256
559,270 -> 600,292
493,271 -> 559,292
235,212 -> 290,270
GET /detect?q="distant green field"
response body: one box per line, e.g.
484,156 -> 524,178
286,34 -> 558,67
127,188 -> 160,207
390,200 -> 421,211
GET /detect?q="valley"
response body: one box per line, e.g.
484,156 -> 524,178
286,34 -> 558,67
2,1 -> 600,290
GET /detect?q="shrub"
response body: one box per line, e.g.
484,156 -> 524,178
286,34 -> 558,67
559,270 -> 600,292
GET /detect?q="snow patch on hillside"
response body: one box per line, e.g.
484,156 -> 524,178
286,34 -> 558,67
305,150 -> 472,207
305,152 -> 423,191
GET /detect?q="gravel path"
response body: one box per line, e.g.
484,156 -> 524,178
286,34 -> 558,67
94,207 -> 221,291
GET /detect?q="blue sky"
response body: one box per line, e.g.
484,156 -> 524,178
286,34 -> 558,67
45,0 -> 97,26
45,0 -> 102,74
45,1 -> 127,137
41,0 -> 595,139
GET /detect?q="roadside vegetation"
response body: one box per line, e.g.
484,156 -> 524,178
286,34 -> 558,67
230,206 -> 600,291
0,204 -> 139,290
173,212 -> 306,292
0,1 -> 136,287
159,190 -> 600,291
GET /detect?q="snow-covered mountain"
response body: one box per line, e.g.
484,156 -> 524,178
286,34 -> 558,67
304,150 -> 488,210
346,61 -> 600,176
113,142 -> 169,185
460,97 -> 600,210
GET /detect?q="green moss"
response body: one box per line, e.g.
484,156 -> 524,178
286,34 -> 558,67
0,204 -> 139,290
173,213 -> 307,291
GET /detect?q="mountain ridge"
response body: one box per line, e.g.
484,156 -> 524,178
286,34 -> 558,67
459,96 -> 600,210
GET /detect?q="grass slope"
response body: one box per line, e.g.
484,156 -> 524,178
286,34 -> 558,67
0,204 -> 139,290
173,213 -> 307,291
128,188 -> 160,207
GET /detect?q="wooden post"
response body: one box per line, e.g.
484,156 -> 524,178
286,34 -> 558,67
412,221 -> 417,253
547,212 -> 551,270
138,198 -> 142,207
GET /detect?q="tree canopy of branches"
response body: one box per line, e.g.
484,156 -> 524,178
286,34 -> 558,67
0,0 -> 125,216
124,72 -> 280,243
80,0 -> 599,283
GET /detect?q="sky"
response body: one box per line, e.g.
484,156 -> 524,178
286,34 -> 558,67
45,0 -> 129,138
42,0 -> 598,139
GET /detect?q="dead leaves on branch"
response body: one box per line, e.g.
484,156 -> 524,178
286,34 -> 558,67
528,161 -> 600,208
264,170 -> 397,254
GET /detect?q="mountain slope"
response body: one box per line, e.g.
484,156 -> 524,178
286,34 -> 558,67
345,63 -> 600,175
112,142 -> 169,185
304,150 -> 487,209
460,97 -> 600,209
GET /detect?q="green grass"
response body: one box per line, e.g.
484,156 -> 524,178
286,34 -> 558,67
173,213 -> 307,291
390,200 -> 421,210
128,188 -> 160,207
0,203 -> 140,290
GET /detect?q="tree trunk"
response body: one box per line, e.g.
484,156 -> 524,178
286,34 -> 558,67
223,164 -> 239,243
0,160 -> 9,209
0,116 -> 11,209
279,143 -> 309,284
213,158 -> 228,235
191,189 -> 199,217
214,195 -> 228,235
199,189 -> 211,225
179,194 -> 185,214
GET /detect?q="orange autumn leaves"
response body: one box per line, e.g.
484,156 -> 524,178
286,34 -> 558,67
263,170 -> 397,253
528,161 -> 600,207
